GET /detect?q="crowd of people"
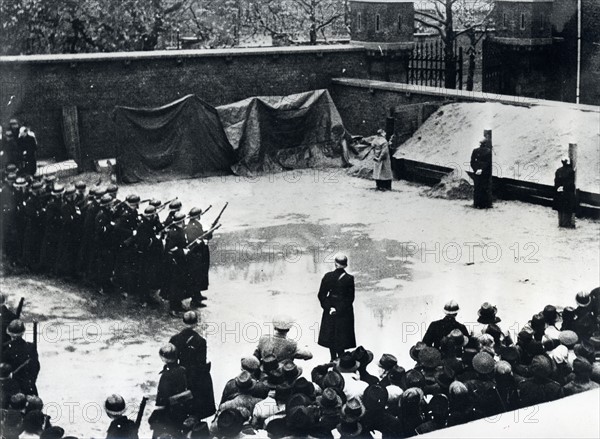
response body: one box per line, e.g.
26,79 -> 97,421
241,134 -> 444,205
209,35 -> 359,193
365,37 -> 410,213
2,286 -> 598,439
0,161 -> 224,315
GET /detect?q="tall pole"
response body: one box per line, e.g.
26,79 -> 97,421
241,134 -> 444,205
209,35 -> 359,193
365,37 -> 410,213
576,0 -> 581,104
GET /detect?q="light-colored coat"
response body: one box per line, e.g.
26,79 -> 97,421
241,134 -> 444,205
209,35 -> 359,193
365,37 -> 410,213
372,136 -> 392,180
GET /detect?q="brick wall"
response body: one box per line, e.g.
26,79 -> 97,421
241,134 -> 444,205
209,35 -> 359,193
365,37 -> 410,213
0,46 -> 367,169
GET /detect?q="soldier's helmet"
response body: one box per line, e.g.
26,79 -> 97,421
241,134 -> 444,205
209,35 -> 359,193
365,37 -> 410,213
189,207 -> 202,218
7,319 -> 25,337
75,181 -> 86,191
143,206 -> 157,217
173,212 -> 186,224
0,363 -> 13,378
126,194 -> 140,206
159,343 -> 178,362
183,311 -> 198,325
169,199 -> 182,211
105,394 -> 126,416
100,194 -> 113,206
149,199 -> 162,208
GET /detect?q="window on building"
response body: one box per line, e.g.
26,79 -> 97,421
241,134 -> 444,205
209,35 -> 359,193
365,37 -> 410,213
520,13 -> 526,30
503,13 -> 508,29
357,12 -> 362,31
376,14 -> 380,31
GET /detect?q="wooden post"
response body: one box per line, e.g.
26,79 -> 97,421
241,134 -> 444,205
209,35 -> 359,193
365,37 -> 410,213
569,142 -> 577,187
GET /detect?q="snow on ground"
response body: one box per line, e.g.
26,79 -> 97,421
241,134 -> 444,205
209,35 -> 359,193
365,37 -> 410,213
394,102 -> 600,193
2,170 -> 599,438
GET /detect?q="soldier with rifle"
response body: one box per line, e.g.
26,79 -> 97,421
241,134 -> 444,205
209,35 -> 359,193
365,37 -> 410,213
134,205 -> 164,307
1,294 -> 21,347
163,212 -> 189,316
94,194 -> 117,295
113,195 -> 142,298
21,181 -> 45,271
3,319 -> 40,396
79,187 -> 106,281
13,177 -> 29,263
55,186 -> 82,278
38,184 -> 64,272
164,199 -> 182,227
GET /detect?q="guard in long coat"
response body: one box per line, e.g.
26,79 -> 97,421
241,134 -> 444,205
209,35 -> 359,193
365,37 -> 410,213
3,320 -> 41,396
113,195 -> 141,296
553,158 -> 577,228
318,254 -> 357,361
184,207 -> 211,307
169,311 -> 216,420
55,186 -> 81,278
162,212 -> 189,314
94,194 -> 117,293
135,205 -> 164,305
38,185 -> 64,272
21,182 -> 45,270
470,138 -> 493,208
372,130 -> 392,191
78,188 -> 104,278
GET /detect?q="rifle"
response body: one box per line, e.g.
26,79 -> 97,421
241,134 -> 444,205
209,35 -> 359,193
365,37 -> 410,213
211,202 -> 228,228
15,297 -> 24,318
135,396 -> 148,431
10,358 -> 31,377
154,197 -> 178,214
201,205 -> 212,216
33,321 -> 38,350
186,223 -> 222,251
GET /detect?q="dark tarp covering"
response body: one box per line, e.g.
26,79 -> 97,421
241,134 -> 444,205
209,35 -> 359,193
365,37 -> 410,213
217,89 -> 346,176
113,95 -> 235,183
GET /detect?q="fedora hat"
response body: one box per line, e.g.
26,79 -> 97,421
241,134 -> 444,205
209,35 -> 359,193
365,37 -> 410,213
322,370 -> 345,390
405,369 -> 426,389
217,409 -> 245,437
292,377 -> 314,399
409,342 -> 427,362
443,300 -> 460,315
235,371 -> 255,391
378,353 -> 397,370
446,329 -> 469,347
265,368 -> 285,389
261,354 -> 279,373
337,417 -> 363,437
477,302 -> 501,324
362,384 -> 388,411
341,397 -> 366,420
318,387 -> 343,409
498,345 -> 520,363
337,352 -> 360,373
388,365 -> 407,388
274,383 -> 293,402
282,360 -> 303,382
352,346 -> 374,365
286,405 -> 316,432
542,305 -> 558,325
418,347 -> 442,369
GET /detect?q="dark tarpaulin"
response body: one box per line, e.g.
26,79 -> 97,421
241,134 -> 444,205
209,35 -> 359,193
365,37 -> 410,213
113,95 -> 235,183
217,89 -> 346,176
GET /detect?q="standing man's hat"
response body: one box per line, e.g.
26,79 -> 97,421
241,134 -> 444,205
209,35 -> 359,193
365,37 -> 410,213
189,207 -> 202,218
337,352 -> 360,373
104,394 -> 126,416
477,302 -> 501,324
183,311 -> 198,325
472,352 -> 495,375
443,300 -> 460,315
378,353 -> 397,370
362,384 -> 388,411
558,330 -> 579,348
576,291 -> 591,307
418,347 -> 442,369
334,253 -> 348,267
410,342 -> 427,361
340,397 -> 366,419
261,354 -> 279,373
352,346 -> 374,365
7,319 -> 25,336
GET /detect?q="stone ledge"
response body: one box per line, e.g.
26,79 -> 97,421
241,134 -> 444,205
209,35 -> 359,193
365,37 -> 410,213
0,44 -> 364,65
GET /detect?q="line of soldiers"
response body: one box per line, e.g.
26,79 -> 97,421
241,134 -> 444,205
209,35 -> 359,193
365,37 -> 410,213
0,164 -> 224,315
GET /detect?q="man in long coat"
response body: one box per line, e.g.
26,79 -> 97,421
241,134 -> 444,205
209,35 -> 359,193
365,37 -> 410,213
169,311 -> 216,421
184,207 -> 211,308
470,138 -> 493,208
553,158 -> 577,228
372,130 -> 392,191
318,254 -> 357,361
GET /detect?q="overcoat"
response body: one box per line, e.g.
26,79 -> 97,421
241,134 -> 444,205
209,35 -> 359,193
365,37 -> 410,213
317,268 -> 357,350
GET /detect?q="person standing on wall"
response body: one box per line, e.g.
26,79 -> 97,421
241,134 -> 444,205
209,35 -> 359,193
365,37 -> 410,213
372,129 -> 392,191
318,254 -> 357,361
470,137 -> 493,208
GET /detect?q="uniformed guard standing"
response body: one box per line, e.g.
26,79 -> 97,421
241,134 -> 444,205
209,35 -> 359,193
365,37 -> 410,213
21,181 -> 45,271
55,186 -> 81,278
184,207 -> 211,308
113,195 -> 141,297
163,212 -> 188,315
553,158 -> 577,228
470,137 -> 493,209
134,205 -> 164,307
38,184 -> 64,272
94,194 -> 117,294
3,319 -> 41,396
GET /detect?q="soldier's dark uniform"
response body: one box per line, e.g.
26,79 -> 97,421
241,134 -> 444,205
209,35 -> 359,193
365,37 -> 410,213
169,325 -> 216,420
4,335 -> 41,395
94,196 -> 117,293
17,129 -> 37,176
21,184 -> 45,270
79,190 -> 104,279
162,215 -> 188,312
106,415 -> 139,439
184,211 -> 212,306
470,139 -> 493,209
113,199 -> 140,296
38,190 -> 63,272
55,190 -> 82,278
1,177 -> 19,263
150,363 -> 190,438
13,180 -> 28,262
0,303 -> 17,347
134,208 -> 163,304
553,160 -> 577,228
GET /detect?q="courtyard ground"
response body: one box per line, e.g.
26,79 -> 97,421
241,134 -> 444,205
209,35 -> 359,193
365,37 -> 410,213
1,170 -> 599,437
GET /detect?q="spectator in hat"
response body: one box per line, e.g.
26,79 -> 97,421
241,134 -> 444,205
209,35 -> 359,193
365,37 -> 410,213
221,357 -> 269,405
562,357 -> 599,396
471,302 -> 502,336
376,354 -> 398,386
254,316 -> 312,363
351,346 -> 378,385
20,409 -> 44,439
285,399 -> 319,437
416,347 -> 444,394
39,426 -> 64,439
312,368 -> 346,406
317,254 -> 357,361
395,388 -> 425,438
337,415 -> 372,439
281,360 -> 303,385
518,355 -> 562,408
385,366 -> 407,404
494,361 -> 519,413
464,352 -> 503,419
439,329 -> 468,360
169,311 -> 215,420
542,305 -> 561,342
574,291 -> 596,341
423,300 -> 468,349
211,408 -> 248,439
335,352 -> 368,399
104,394 -> 138,439
416,394 -> 449,434
313,387 -> 343,437
549,345 -> 573,386
447,381 -> 476,427
264,417 -> 289,439
372,129 -> 392,191
219,372 -> 263,416
561,307 -> 576,332
251,383 -> 291,429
